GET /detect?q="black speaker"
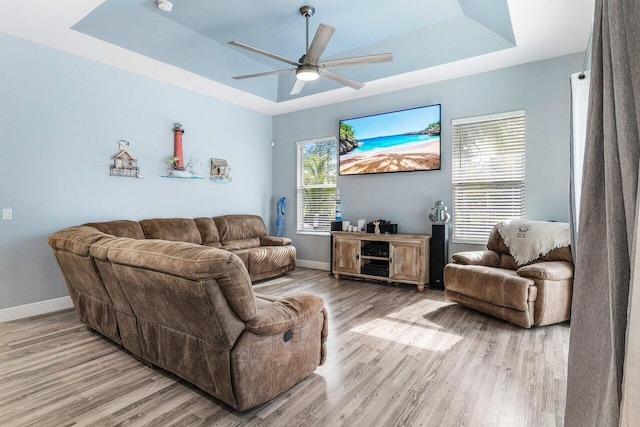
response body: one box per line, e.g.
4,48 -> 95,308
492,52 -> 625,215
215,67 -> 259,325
429,224 -> 448,290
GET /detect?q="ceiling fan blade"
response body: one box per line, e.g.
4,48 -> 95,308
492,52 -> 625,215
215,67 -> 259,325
319,53 -> 393,70
320,69 -> 364,90
306,24 -> 335,64
232,68 -> 296,80
228,41 -> 300,67
290,79 -> 306,95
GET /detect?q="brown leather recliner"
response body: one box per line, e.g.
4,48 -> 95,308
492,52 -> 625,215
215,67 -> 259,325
444,226 -> 574,328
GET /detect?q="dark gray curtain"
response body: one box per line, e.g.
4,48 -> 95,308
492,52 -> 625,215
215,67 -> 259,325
564,0 -> 640,425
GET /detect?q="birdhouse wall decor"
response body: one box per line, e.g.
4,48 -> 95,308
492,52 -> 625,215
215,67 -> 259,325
210,158 -> 232,183
110,140 -> 141,178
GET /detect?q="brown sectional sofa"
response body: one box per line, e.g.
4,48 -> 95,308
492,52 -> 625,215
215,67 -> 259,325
444,227 -> 574,328
48,215 -> 327,411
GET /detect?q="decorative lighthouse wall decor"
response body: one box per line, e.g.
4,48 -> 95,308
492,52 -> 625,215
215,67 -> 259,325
173,122 -> 184,170
163,122 -> 202,179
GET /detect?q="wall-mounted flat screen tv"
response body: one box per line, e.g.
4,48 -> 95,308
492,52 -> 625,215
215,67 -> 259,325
339,104 -> 441,176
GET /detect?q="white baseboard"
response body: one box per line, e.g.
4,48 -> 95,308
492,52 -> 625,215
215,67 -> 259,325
296,259 -> 331,271
0,296 -> 74,323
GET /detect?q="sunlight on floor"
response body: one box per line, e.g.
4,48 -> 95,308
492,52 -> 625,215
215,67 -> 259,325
350,317 -> 462,351
386,299 -> 456,327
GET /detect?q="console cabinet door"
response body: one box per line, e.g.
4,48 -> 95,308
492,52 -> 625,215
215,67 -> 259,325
389,241 -> 423,282
333,237 -> 360,275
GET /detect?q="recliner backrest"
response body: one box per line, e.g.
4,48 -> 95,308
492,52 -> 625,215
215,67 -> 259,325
486,225 -> 573,270
85,220 -> 145,239
106,239 -> 256,349
48,226 -> 121,343
139,218 -> 202,244
214,215 -> 268,249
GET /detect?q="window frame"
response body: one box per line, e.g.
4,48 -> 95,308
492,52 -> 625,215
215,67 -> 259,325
296,136 -> 338,236
451,110 -> 526,244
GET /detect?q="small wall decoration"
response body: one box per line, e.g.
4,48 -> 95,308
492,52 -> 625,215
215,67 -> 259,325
110,140 -> 141,178
162,122 -> 202,179
210,158 -> 232,183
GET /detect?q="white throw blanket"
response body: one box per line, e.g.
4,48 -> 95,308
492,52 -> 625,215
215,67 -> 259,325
496,220 -> 570,265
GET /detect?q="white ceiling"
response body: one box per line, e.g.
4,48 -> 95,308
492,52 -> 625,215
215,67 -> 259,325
0,0 -> 593,116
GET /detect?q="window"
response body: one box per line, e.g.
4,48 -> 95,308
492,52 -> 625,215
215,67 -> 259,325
296,137 -> 337,234
451,111 -> 525,244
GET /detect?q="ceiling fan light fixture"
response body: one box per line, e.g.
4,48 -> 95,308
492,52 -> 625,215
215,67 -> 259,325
156,0 -> 173,12
296,64 -> 319,81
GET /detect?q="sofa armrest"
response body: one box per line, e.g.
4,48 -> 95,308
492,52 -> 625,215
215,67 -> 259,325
246,293 -> 324,335
517,261 -> 574,281
452,250 -> 500,267
260,236 -> 292,246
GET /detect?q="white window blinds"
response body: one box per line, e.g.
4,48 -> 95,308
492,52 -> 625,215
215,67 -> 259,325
451,111 -> 526,244
296,137 -> 337,233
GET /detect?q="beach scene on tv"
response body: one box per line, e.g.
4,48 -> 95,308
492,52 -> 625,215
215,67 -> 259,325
339,105 -> 441,175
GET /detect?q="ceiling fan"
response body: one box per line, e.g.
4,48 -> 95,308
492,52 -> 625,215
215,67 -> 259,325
229,5 -> 393,95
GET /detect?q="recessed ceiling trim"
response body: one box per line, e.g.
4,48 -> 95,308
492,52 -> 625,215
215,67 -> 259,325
0,0 -> 594,116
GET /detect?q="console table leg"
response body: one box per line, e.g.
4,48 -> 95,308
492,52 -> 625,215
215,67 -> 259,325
417,284 -> 425,292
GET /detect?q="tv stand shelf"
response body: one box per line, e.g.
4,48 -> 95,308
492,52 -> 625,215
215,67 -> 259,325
332,231 -> 431,291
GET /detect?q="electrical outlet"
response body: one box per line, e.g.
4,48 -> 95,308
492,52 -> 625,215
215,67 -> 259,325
3,209 -> 12,220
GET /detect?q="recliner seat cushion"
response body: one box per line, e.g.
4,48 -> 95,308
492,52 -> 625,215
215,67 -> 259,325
444,265 -> 536,312
248,246 -> 296,275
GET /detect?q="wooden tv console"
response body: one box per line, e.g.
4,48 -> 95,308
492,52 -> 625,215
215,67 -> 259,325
332,231 -> 431,291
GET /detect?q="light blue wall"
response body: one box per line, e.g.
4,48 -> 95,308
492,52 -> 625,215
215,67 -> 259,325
0,31 -> 582,311
0,34 -> 273,310
273,53 -> 583,264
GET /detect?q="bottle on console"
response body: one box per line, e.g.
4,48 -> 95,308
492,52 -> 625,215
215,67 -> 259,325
335,188 -> 342,221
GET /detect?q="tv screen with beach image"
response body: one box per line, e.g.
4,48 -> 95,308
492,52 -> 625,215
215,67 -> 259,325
339,104 -> 441,175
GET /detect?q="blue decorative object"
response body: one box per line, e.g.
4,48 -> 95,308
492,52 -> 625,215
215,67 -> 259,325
275,197 -> 286,237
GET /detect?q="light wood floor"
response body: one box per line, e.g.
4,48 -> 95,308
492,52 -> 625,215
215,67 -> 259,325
0,268 -> 570,426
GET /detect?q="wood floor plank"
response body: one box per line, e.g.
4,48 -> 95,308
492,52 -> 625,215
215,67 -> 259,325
0,267 -> 570,426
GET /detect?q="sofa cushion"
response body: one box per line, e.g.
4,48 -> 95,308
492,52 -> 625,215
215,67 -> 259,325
444,264 -> 537,312
248,293 -> 325,335
85,220 -> 145,239
140,218 -> 202,244
451,250 -> 499,266
229,249 -> 250,271
498,254 -> 519,270
517,261 -> 574,281
260,236 -> 292,246
487,227 -> 510,254
194,217 -> 222,247
222,237 -> 261,250
49,225 -> 109,256
248,246 -> 296,274
214,215 -> 268,242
